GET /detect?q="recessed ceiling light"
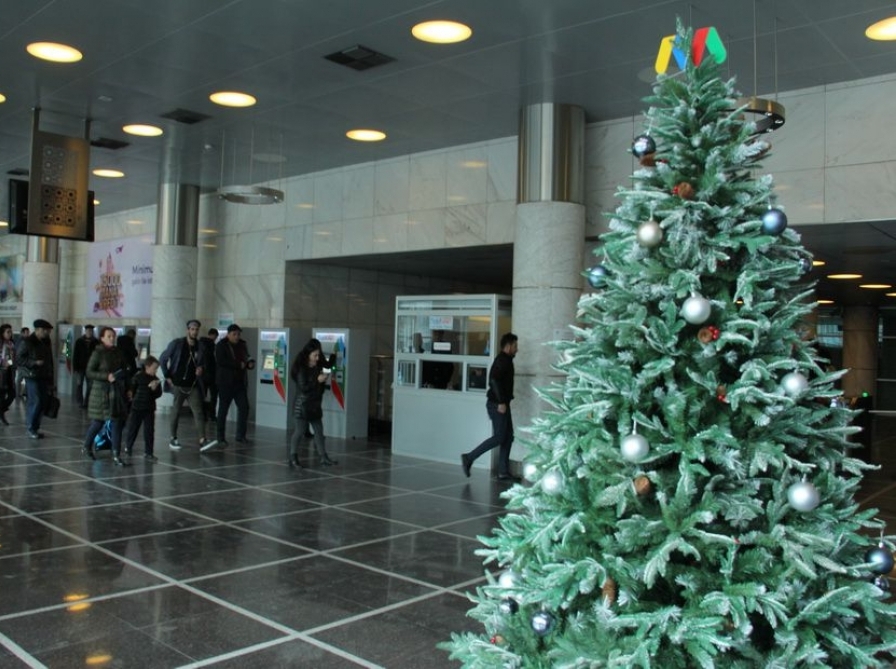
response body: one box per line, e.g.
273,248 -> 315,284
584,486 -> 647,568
860,284 -> 892,289
0,93 -> 6,104
816,299 -> 835,305
346,129 -> 386,142
0,220 -> 8,227
26,41 -> 82,63
123,124 -> 163,137
93,199 -> 100,206
126,219 -> 144,226
92,168 -> 124,178
209,91 -> 256,107
411,20 -> 472,44
866,16 -> 896,40
826,273 -> 862,280
887,293 -> 896,297
812,260 -> 826,267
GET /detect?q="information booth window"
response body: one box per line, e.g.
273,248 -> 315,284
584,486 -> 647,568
392,294 -> 512,465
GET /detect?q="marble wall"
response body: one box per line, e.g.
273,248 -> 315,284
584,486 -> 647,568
54,72 -> 896,355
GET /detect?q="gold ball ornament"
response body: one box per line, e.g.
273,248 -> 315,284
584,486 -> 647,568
634,475 -> 652,496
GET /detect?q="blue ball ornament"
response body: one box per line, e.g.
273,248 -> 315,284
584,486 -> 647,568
799,257 -> 813,275
587,265 -> 610,288
865,545 -> 895,575
531,611 -> 556,636
631,134 -> 656,158
761,208 -> 788,235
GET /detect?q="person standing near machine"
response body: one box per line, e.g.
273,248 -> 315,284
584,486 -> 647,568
214,324 -> 254,448
72,325 -> 97,408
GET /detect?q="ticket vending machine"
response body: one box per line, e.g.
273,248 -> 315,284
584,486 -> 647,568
135,327 -> 151,366
255,328 -> 304,429
313,328 -> 370,439
56,323 -> 82,397
218,328 -> 259,426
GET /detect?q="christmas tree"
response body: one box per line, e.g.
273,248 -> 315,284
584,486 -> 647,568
446,23 -> 896,668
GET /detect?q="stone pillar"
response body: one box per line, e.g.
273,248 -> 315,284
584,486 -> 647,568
151,182 -> 200,409
510,103 -> 586,471
22,236 -> 60,328
841,306 -> 877,399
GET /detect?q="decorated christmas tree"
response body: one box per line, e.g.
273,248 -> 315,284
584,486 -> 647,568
446,23 -> 896,668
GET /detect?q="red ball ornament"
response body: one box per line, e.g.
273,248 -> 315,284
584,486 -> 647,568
672,182 -> 695,200
716,384 -> 728,403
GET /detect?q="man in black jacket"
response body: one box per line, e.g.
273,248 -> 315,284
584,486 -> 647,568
460,332 -> 519,481
214,324 -> 254,448
16,319 -> 55,439
159,319 -> 213,451
72,325 -> 97,408
201,328 -> 219,422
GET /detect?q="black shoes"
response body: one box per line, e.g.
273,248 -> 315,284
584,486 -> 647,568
461,453 -> 472,478
81,446 -> 95,461
144,453 -> 158,462
288,454 -> 302,468
27,430 -> 43,440
112,457 -> 130,467
320,455 -> 338,466
0,413 -> 8,426
497,474 -> 522,483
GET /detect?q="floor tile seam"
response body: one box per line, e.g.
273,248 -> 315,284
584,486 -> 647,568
413,488 -> 510,511
425,510 -> 506,535
301,586 -> 456,638
258,477 -> 405,497
0,583 -> 173,622
175,633 -> 385,669
313,525 -> 432,555
0,629 -> 45,668
316,502 -> 431,531
320,545 -> 457,592
181,553 -> 321,586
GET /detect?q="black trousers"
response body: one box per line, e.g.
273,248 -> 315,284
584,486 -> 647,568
124,408 -> 155,455
216,384 -> 249,441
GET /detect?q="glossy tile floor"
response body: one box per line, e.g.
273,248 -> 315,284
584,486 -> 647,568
0,400 -> 509,668
1,403 -> 894,668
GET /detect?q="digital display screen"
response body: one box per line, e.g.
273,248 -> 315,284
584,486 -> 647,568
433,341 -> 452,353
263,354 -> 276,370
139,346 -> 148,361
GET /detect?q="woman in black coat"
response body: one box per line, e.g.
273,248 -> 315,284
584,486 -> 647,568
287,340 -> 336,468
81,327 -> 131,465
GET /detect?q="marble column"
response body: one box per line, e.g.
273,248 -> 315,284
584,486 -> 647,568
22,237 -> 60,328
151,182 -> 200,409
841,306 -> 877,398
510,103 -> 586,473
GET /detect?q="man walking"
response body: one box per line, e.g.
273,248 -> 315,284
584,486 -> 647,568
214,324 -> 254,448
159,319 -> 215,451
72,324 -> 97,408
460,332 -> 519,481
17,319 -> 55,439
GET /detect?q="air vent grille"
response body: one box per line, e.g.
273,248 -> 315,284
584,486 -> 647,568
90,137 -> 130,150
324,44 -> 394,71
159,108 -> 212,125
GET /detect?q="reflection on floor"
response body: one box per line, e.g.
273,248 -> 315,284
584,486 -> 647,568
0,402 -> 509,668
1,405 -> 893,667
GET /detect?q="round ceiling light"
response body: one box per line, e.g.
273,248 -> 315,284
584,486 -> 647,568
866,16 -> 896,40
26,41 -> 83,63
209,91 -> 257,107
0,93 -> 6,104
123,124 -> 163,137
346,129 -> 386,142
412,20 -> 472,44
92,168 -> 125,178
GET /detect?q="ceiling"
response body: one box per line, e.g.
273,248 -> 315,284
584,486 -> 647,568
2,0 -> 896,306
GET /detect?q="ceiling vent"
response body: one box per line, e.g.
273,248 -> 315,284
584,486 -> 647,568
6,167 -> 29,176
159,108 -> 212,125
324,44 -> 394,71
90,137 -> 130,150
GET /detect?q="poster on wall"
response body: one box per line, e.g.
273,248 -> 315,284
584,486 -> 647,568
86,236 -> 153,318
0,253 -> 25,318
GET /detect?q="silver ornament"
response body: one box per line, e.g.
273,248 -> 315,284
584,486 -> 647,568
637,219 -> 664,248
631,134 -> 656,158
621,433 -> 649,462
681,294 -> 712,324
761,207 -> 788,235
787,480 -> 820,512
874,575 -> 890,592
522,462 -> 538,482
541,470 -> 564,495
499,597 -> 519,615
498,570 -> 516,589
865,545 -> 895,575
531,610 -> 555,636
781,371 -> 809,397
587,265 -> 610,289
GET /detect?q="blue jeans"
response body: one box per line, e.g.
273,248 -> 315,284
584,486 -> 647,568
84,419 -> 124,457
25,378 -> 50,433
467,401 -> 514,476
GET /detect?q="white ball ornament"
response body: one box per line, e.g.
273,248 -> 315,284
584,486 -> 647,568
541,470 -> 564,495
621,433 -> 649,462
498,570 -> 517,589
522,462 -> 538,482
781,371 -> 809,397
636,219 -> 664,248
787,480 -> 820,512
681,294 -> 711,325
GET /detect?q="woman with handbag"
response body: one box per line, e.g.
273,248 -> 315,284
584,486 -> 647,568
0,324 -> 16,425
286,339 -> 337,468
81,327 -> 131,465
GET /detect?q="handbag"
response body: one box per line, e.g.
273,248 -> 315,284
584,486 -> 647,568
43,394 -> 61,419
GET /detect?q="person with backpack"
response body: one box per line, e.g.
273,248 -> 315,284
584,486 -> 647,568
123,355 -> 163,462
80,327 -> 131,466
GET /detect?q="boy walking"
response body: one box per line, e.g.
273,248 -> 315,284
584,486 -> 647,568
124,356 -> 163,462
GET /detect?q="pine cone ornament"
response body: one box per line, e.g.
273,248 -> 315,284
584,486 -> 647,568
602,577 -> 617,605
